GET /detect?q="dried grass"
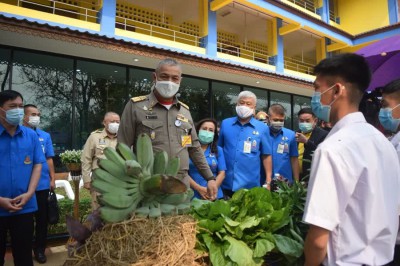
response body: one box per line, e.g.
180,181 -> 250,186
64,215 -> 198,266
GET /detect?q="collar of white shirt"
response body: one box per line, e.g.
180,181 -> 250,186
326,112 -> 366,139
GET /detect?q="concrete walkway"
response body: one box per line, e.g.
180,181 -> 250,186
4,245 -> 68,266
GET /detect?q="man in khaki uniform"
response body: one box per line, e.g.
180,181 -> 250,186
81,112 -> 120,209
118,58 -> 218,199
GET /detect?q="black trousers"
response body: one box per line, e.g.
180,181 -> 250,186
222,189 -> 234,200
34,189 -> 49,253
0,212 -> 34,266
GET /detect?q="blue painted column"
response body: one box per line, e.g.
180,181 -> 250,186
316,0 -> 330,24
275,18 -> 284,74
388,0 -> 399,24
325,37 -> 332,58
200,0 -> 217,57
99,0 -> 116,36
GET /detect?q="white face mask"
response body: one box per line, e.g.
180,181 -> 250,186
108,122 -> 119,134
28,116 -> 40,128
155,80 -> 180,98
236,105 -> 254,119
270,121 -> 284,132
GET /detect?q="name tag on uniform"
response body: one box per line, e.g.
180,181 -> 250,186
181,135 -> 192,147
177,114 -> 188,123
277,143 -> 284,154
146,115 -> 158,119
243,140 -> 251,153
99,139 -> 106,145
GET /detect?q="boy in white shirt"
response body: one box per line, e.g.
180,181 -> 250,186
303,54 -> 400,265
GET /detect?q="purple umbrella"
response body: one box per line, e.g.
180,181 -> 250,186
355,34 -> 400,91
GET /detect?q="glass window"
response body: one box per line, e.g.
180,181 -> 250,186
0,48 -> 11,91
212,81 -> 240,123
76,60 -> 127,148
292,95 -> 311,131
128,68 -> 153,102
179,76 -> 210,123
270,91 -> 292,129
244,86 -> 269,113
11,50 -> 74,171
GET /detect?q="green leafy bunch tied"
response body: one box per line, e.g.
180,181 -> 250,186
191,187 -> 304,266
59,149 -> 83,164
92,133 -> 191,223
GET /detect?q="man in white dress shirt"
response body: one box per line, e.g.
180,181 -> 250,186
379,78 -> 400,265
303,53 -> 400,265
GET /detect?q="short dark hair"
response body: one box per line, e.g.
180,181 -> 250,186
268,103 -> 286,116
298,107 -> 315,117
195,118 -> 219,156
0,90 -> 23,107
24,104 -> 38,111
313,53 -> 371,93
381,79 -> 400,95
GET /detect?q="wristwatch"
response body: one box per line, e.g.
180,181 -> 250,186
207,176 -> 216,181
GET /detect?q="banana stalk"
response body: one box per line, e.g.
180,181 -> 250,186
141,174 -> 187,195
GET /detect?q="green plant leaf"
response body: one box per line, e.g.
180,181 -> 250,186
239,216 -> 261,231
273,234 -> 303,258
208,200 -> 230,219
191,198 -> 211,210
203,234 -> 229,266
223,215 -> 240,227
223,235 -> 258,266
253,238 -> 275,258
198,217 -> 225,233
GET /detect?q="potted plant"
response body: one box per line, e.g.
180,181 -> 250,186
59,149 -> 83,223
59,149 -> 83,172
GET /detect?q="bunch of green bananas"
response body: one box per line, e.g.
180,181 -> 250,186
92,133 -> 192,223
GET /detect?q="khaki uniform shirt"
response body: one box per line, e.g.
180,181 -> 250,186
81,129 -> 118,183
118,91 -> 214,186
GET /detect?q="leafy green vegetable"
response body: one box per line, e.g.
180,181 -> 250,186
191,184 -> 307,265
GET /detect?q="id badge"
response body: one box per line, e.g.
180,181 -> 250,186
283,143 -> 289,153
277,144 -> 284,154
243,141 -> 251,153
181,135 -> 192,147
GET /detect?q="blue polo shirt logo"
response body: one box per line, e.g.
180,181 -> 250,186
24,155 -> 32,164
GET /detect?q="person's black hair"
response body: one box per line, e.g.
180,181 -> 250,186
298,107 -> 315,117
0,90 -> 23,107
24,104 -> 38,111
381,79 -> 400,95
268,103 -> 286,116
313,53 -> 371,93
359,89 -> 382,129
195,118 -> 219,156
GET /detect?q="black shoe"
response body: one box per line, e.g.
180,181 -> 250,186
34,251 -> 47,264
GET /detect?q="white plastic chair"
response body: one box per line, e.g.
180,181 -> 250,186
55,180 -> 75,200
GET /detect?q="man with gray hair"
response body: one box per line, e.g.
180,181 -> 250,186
218,91 -> 272,198
81,111 -> 120,209
118,58 -> 218,199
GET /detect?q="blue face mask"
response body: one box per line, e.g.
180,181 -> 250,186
3,108 -> 24,126
198,130 -> 214,144
379,104 -> 400,132
299,122 -> 313,133
311,84 -> 338,123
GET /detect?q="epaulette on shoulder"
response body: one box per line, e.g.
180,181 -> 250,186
91,128 -> 104,134
131,95 -> 147,102
179,101 -> 189,110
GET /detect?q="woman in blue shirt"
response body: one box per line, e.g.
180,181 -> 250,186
189,118 -> 226,199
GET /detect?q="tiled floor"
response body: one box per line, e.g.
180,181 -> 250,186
4,245 -> 68,266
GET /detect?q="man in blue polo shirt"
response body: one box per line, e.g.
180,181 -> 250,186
0,90 -> 45,266
218,91 -> 272,198
267,104 -> 299,182
23,104 -> 55,264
